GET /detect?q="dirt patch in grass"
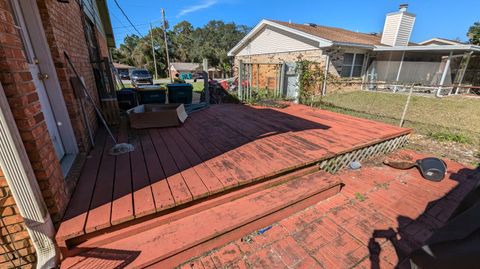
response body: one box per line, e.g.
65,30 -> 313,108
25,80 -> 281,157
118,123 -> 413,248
406,134 -> 479,167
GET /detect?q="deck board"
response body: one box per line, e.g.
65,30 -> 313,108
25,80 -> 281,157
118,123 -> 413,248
57,103 -> 411,244
111,124 -> 134,225
158,128 -> 209,200
57,131 -> 107,241
131,131 -> 156,218
84,138 -> 116,233
190,114 -> 260,182
176,122 -> 238,189
150,129 -> 193,204
167,128 -> 224,194
140,130 -> 175,212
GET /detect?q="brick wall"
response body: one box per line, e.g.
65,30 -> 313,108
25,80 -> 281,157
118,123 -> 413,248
37,0 -> 99,153
97,30 -> 110,59
0,172 -> 36,268
235,50 -> 326,94
234,47 -> 370,94
0,0 -> 53,267
0,0 -> 110,267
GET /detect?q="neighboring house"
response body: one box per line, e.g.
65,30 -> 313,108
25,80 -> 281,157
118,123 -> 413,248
0,0 -> 115,267
419,37 -> 464,46
113,62 -> 135,79
208,67 -> 224,79
229,4 -> 480,97
169,62 -> 201,79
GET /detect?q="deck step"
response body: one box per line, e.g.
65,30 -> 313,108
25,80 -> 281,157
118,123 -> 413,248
58,165 -> 321,251
60,170 -> 342,269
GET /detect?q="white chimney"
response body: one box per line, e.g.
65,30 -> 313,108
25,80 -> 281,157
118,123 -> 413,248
381,4 -> 416,46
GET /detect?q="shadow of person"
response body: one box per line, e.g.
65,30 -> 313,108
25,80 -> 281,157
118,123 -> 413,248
369,166 -> 480,269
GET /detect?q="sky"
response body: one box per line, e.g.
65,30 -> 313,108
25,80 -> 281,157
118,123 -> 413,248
107,0 -> 480,47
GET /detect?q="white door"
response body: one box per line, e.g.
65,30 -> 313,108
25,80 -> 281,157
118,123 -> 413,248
11,1 -> 66,160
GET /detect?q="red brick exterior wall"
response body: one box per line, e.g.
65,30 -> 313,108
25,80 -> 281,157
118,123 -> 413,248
0,0 -> 110,267
0,0 -> 53,267
97,30 -> 110,59
0,171 -> 35,268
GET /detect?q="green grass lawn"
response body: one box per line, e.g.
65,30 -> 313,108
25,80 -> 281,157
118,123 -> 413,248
314,91 -> 480,145
191,82 -> 204,92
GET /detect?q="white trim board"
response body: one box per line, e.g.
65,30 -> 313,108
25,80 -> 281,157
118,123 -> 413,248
228,20 -> 333,56
18,0 -> 79,174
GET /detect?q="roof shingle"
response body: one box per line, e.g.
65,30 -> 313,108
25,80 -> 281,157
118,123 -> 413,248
271,20 -> 383,46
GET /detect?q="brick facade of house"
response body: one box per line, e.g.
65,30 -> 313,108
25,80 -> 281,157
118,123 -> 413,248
234,47 -> 370,95
0,0 -> 109,267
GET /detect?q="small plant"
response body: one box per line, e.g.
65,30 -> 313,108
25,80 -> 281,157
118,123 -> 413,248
354,192 -> 367,202
375,182 -> 390,190
428,132 -> 471,144
296,59 -> 340,104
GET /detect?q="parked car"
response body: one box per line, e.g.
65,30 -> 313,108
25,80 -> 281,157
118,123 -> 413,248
131,69 -> 153,87
118,70 -> 130,80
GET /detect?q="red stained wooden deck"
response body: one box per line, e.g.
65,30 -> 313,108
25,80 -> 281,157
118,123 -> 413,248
56,103 -> 411,245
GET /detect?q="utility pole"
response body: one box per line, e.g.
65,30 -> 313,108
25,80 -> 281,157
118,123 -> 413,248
150,23 -> 158,80
162,9 -> 172,82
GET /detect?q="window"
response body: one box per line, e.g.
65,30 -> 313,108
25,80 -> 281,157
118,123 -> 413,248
341,53 -> 365,78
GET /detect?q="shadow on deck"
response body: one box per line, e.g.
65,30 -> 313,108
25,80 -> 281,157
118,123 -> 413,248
56,103 -> 411,252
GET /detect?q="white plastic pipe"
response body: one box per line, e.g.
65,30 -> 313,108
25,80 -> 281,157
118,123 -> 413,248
0,83 -> 58,268
437,51 -> 453,97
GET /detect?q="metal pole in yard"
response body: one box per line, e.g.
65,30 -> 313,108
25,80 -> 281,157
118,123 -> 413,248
399,84 -> 414,127
275,64 -> 282,97
238,60 -> 243,101
161,9 -> 172,83
150,23 -> 158,80
203,59 -> 210,106
257,64 -> 260,94
279,63 -> 285,98
322,55 -> 330,96
248,63 -> 253,101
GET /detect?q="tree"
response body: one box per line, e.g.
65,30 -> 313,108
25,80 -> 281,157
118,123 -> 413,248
171,21 -> 195,62
467,21 -> 480,45
112,20 -> 249,78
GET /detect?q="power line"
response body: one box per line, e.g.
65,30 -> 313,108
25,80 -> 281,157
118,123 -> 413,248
113,0 -> 143,37
113,19 -> 163,30
111,12 -> 135,36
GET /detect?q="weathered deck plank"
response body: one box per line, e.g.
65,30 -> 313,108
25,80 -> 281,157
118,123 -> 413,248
131,131 -> 156,218
150,129 -> 193,204
166,128 -> 224,195
56,130 -> 107,241
84,138 -> 116,233
57,103 -> 411,244
111,124 -> 134,225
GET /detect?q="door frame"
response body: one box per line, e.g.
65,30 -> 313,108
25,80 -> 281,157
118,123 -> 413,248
13,0 -> 79,174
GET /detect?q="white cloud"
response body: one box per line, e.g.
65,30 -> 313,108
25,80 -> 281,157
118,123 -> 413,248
177,0 -> 219,17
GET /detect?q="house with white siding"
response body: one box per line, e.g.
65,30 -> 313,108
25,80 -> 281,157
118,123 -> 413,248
228,4 -> 480,96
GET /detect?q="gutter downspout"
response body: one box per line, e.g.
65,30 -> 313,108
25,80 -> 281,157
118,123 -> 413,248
0,82 -> 58,268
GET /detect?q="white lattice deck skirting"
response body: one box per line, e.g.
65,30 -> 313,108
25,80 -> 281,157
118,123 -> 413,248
319,134 -> 410,173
